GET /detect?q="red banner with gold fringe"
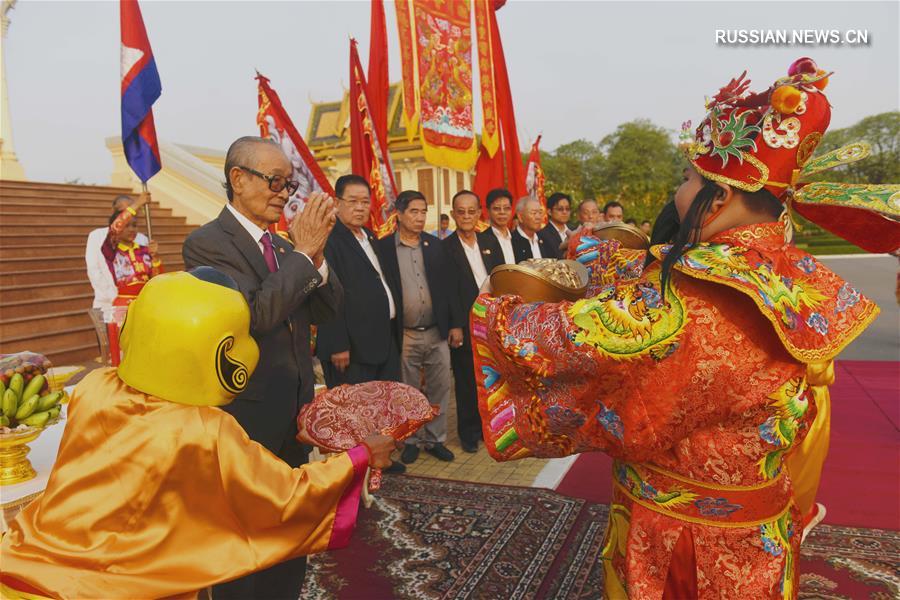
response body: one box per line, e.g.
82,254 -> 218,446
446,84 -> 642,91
473,0 -> 499,159
410,0 -> 478,172
394,0 -> 419,142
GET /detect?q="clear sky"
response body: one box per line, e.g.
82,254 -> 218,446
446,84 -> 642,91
4,0 -> 898,184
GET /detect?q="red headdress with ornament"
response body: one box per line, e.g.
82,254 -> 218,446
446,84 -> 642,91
680,58 -> 900,253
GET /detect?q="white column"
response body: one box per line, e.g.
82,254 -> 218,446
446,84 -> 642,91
1,0 -> 26,180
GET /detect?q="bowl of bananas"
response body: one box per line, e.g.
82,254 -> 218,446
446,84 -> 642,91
0,352 -> 66,485
490,258 -> 589,303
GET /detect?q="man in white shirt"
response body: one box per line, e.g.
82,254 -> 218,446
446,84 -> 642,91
481,188 -> 516,264
443,190 -> 504,453
512,196 -> 557,262
85,195 -> 149,313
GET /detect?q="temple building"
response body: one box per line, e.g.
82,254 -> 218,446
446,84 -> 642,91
306,83 -> 472,230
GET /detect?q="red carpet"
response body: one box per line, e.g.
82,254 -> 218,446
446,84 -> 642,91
556,360 -> 900,530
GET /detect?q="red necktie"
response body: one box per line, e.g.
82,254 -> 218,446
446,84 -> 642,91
260,232 -> 278,273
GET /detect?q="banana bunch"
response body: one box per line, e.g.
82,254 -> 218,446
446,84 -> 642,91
0,373 -> 63,430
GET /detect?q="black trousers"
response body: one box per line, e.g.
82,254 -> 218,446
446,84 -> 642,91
321,332 -> 401,387
450,335 -> 483,445
212,420 -> 309,600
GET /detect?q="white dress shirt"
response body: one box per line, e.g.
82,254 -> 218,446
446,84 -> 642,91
517,226 -> 543,259
492,226 -> 516,264
226,203 -> 328,284
554,222 -> 572,237
85,227 -> 150,311
460,235 -> 489,288
353,229 -> 396,319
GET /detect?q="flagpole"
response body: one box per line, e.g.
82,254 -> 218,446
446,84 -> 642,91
141,181 -> 153,239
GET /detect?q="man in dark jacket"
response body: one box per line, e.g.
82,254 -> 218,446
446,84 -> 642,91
316,174 -> 399,386
443,190 -> 503,452
375,190 -> 464,464
182,136 -> 342,600
511,196 -> 558,262
539,192 -> 573,253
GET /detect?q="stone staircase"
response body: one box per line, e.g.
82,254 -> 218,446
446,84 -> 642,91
0,180 -> 196,365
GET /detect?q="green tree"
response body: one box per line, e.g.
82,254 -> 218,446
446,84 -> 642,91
808,111 -> 899,184
541,139 -> 604,201
596,120 -> 683,223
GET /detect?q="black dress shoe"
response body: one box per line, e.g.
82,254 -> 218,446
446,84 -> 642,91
425,443 -> 455,462
401,443 -> 420,464
384,460 -> 406,474
461,439 -> 478,453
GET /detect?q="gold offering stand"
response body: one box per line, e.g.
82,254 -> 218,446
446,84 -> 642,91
0,428 -> 42,486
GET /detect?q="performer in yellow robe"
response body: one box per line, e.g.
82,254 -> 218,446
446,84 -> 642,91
473,58 -> 899,599
0,268 -> 396,599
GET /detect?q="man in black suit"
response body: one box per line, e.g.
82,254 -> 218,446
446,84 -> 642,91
539,192 -> 573,253
479,188 -> 516,264
182,136 -> 342,600
443,190 -> 503,452
315,174 -> 406,474
316,174 -> 399,386
375,190 -> 464,465
511,196 -> 558,262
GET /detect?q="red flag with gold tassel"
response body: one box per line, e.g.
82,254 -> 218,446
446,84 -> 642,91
349,39 -> 398,238
368,0 -> 390,145
256,73 -> 334,237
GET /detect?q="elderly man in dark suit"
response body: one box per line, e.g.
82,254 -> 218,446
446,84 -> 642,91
182,136 -> 342,600
511,196 -> 558,262
375,190 -> 464,465
443,190 -> 503,452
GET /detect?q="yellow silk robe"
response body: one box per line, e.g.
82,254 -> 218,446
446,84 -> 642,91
0,369 -> 368,599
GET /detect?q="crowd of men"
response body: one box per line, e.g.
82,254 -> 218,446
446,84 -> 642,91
83,144 -> 644,475
79,136 -> 644,599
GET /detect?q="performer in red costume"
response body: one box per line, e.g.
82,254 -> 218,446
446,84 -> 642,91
102,194 -> 162,306
473,58 -> 899,599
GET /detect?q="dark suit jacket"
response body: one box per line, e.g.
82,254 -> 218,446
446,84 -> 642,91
479,227 -> 513,265
539,223 -> 569,256
182,207 -> 343,454
374,232 -> 464,349
316,220 -> 393,366
443,232 -> 504,329
511,227 -> 558,262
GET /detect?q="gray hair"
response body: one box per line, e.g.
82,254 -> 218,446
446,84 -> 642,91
223,136 -> 281,201
515,196 -> 540,217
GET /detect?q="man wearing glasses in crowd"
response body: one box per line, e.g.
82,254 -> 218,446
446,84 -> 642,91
183,136 -> 343,600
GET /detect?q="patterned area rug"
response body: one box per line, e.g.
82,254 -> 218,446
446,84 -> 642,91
302,476 -> 899,599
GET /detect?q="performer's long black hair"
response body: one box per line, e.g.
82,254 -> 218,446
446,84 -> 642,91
655,178 -> 782,297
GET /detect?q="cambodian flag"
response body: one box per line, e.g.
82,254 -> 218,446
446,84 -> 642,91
120,0 -> 161,182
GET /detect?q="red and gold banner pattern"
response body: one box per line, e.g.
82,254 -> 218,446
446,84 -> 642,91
394,0 -> 419,143
473,0 -> 499,158
411,0 -> 478,172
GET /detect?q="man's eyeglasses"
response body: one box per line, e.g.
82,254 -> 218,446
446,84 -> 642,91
239,166 -> 299,195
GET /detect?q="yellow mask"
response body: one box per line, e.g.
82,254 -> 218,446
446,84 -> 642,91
118,269 -> 259,406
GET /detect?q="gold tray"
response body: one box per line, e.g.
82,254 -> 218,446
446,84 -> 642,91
590,222 -> 651,250
490,259 -> 589,302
